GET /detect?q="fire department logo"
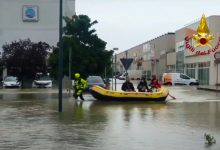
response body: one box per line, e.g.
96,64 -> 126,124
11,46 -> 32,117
185,15 -> 220,55
192,15 -> 214,48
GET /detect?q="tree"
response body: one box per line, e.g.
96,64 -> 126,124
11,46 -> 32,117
1,39 -> 50,81
48,15 -> 113,79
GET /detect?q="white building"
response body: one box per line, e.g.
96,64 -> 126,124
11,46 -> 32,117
175,15 -> 220,85
0,0 -> 75,56
116,15 -> 220,85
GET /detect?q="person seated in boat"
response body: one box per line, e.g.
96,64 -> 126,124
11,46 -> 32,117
121,77 -> 135,92
137,77 -> 151,92
150,75 -> 161,91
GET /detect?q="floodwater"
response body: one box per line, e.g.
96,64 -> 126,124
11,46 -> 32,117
0,85 -> 220,150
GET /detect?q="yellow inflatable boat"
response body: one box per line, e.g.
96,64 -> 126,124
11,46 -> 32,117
90,85 -> 169,101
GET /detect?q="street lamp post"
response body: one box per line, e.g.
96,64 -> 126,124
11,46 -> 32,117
113,48 -> 118,91
58,0 -> 63,112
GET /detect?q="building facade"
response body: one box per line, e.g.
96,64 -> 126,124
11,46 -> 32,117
115,33 -> 175,80
116,15 -> 220,85
0,0 -> 75,56
176,15 -> 220,85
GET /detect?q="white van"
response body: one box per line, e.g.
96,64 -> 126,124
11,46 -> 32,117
162,73 -> 199,86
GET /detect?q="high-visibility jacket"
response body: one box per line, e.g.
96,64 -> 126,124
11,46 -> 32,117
74,78 -> 87,90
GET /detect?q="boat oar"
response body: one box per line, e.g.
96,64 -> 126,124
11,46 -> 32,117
168,93 -> 176,100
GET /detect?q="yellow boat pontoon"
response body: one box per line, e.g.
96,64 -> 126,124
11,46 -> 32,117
90,85 -> 169,101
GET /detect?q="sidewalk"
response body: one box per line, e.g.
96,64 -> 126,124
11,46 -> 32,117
197,85 -> 220,92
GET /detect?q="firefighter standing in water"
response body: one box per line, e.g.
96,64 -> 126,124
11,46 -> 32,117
73,73 -> 87,100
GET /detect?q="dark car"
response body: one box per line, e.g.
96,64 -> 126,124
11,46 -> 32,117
86,76 -> 106,92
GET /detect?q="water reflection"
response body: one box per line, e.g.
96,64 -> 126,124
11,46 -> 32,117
90,101 -> 168,122
73,101 -> 84,120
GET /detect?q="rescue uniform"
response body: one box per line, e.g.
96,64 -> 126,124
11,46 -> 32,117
73,73 -> 87,100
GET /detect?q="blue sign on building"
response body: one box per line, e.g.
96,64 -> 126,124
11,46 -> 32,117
22,5 -> 39,22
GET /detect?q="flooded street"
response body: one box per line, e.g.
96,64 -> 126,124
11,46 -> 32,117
0,84 -> 220,150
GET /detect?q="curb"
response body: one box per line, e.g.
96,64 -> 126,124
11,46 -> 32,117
197,87 -> 220,92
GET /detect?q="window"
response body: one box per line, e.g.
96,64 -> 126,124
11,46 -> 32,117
198,62 -> 210,85
180,74 -> 190,79
198,68 -> 209,85
167,65 -> 175,72
186,63 -> 196,68
176,41 -> 185,52
186,69 -> 195,78
198,62 -> 210,68
87,76 -> 104,84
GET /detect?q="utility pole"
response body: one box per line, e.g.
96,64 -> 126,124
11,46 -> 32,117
58,0 -> 63,112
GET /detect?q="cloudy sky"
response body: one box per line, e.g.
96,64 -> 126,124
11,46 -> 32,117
76,0 -> 220,53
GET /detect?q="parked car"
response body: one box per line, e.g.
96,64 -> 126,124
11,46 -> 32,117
2,76 -> 21,88
113,72 -> 122,79
32,73 -> 52,88
119,70 -> 144,80
86,76 -> 106,92
162,73 -> 199,86
118,72 -> 128,80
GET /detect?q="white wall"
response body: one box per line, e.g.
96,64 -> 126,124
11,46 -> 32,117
0,0 -> 75,55
218,64 -> 220,84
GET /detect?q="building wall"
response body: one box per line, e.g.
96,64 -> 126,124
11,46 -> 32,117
0,0 -> 75,56
116,33 -> 175,80
175,28 -> 185,73
128,45 -> 144,70
146,33 -> 175,79
175,15 -> 220,85
115,44 -> 144,74
209,16 -> 220,85
116,15 -> 220,85
167,52 -> 176,72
